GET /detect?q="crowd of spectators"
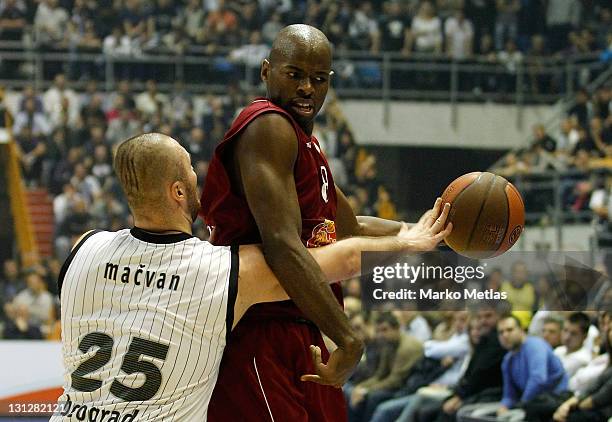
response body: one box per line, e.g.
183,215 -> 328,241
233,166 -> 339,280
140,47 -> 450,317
0,69 -> 401,340
492,84 -> 612,224
0,0 -> 610,93
338,261 -> 611,422
0,0 -> 609,56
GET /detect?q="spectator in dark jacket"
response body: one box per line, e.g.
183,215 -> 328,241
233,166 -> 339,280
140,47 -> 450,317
424,301 -> 507,422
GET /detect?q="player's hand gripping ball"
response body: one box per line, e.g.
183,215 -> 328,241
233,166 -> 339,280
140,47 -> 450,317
440,172 -> 524,259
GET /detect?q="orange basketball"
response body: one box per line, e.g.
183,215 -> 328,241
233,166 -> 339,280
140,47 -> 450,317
440,172 -> 525,259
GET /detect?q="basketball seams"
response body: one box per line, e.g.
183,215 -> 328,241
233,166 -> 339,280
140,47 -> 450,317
465,173 -> 495,252
492,176 -> 510,253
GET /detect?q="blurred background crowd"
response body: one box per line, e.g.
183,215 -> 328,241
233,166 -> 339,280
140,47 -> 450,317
0,72 -> 393,340
0,0 -> 610,58
1,1 -> 612,420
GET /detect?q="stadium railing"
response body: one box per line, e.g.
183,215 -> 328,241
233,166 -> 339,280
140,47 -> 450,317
0,41 -> 606,105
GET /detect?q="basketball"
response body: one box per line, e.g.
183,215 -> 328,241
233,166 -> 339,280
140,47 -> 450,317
440,172 -> 525,259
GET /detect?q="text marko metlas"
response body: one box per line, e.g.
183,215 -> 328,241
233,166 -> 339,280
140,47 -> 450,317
361,252 -> 508,310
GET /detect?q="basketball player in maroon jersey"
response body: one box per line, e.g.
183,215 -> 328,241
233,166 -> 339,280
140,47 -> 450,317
200,24 -> 450,421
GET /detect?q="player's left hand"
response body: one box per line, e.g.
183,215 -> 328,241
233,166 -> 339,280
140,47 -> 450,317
398,198 -> 452,252
300,345 -> 354,388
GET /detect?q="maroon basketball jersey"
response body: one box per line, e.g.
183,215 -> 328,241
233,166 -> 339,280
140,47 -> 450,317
200,98 -> 342,320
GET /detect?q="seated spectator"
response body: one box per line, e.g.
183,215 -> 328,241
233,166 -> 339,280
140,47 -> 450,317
135,79 -> 169,119
34,0 -> 68,47
377,1 -> 411,53
71,163 -> 101,204
227,30 -> 269,80
497,39 -> 523,92
525,318 -> 612,422
374,185 -> 398,221
371,315 -> 478,422
567,311 -> 610,396
205,0 -> 239,47
177,0 -> 205,43
494,0 -> 519,51
102,26 -> 133,58
53,183 -> 85,227
568,89 -> 591,130
14,126 -> 48,186
19,85 -> 44,113
347,313 -> 381,385
592,117 -> 612,156
91,190 -> 127,229
546,0 -> 581,53
55,197 -> 93,260
555,312 -> 593,378
4,270 -> 55,339
80,94 -> 106,129
346,312 -> 424,422
262,11 -> 283,45
0,0 -> 26,42
91,144 -> 113,187
396,310 -> 432,342
43,74 -> 80,130
184,127 -> 213,164
571,126 -> 598,156
406,1 -> 443,54
493,152 -> 529,177
589,174 -> 612,231
348,1 -> 380,53
120,0 -> 149,42
501,261 -> 536,327
13,97 -> 51,137
0,259 -> 24,323
444,8 -> 474,59
427,302 -> 507,422
534,314 -> 564,349
106,108 -> 141,145
149,0 -> 176,43
457,314 -> 568,421
532,124 -> 557,153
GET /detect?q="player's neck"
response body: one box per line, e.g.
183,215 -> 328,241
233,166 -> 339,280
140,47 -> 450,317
300,121 -> 314,136
133,215 -> 193,236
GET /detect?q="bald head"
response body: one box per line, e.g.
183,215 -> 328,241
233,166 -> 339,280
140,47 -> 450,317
114,133 -> 187,211
269,24 -> 331,65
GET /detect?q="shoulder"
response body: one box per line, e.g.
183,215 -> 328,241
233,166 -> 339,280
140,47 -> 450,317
524,336 -> 548,352
501,352 -> 512,366
241,111 -> 296,141
235,112 -> 299,161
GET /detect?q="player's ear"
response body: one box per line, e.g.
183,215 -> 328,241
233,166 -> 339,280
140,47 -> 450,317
170,180 -> 185,202
261,59 -> 270,83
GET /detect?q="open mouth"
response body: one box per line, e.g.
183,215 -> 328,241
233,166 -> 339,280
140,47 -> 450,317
291,102 -> 314,117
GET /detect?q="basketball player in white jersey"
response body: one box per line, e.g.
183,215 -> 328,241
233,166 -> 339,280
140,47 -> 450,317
52,133 -> 451,421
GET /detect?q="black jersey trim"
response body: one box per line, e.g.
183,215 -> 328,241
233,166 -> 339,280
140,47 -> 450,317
226,244 -> 239,342
58,230 -> 103,298
130,227 -> 193,244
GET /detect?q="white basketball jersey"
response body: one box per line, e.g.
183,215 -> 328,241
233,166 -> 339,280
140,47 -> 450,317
51,228 -> 238,421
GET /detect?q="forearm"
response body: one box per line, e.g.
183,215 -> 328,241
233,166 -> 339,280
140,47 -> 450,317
310,235 -> 416,282
264,239 -> 362,351
356,216 -> 403,237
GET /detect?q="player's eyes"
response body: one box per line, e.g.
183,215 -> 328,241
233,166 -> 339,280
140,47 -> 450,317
315,77 -> 327,83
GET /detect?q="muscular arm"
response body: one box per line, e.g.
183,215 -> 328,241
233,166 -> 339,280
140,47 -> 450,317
233,113 -> 362,353
234,235 -> 406,325
335,185 -> 404,239
234,200 -> 451,326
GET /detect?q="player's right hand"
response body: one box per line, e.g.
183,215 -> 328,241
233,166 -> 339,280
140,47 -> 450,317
300,343 -> 363,388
